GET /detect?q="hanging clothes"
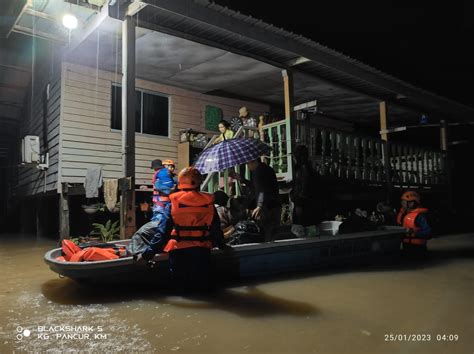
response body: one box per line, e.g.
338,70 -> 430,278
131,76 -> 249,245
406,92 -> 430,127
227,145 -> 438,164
84,165 -> 103,198
103,179 -> 119,212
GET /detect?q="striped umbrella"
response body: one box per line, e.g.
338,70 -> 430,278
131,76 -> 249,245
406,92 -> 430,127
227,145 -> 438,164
193,138 -> 271,174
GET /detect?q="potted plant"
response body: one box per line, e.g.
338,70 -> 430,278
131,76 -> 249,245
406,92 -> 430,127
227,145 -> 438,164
90,220 -> 120,242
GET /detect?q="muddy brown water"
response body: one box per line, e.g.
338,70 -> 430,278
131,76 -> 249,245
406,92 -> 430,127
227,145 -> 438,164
0,233 -> 473,353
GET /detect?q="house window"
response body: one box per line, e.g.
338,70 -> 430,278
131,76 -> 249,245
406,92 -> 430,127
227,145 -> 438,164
111,84 -> 169,137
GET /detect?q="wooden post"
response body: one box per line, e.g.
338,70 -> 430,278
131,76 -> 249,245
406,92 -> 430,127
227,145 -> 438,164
36,197 -> 43,239
440,120 -> 448,152
120,177 -> 135,239
59,183 -> 70,240
379,101 -> 388,141
120,16 -> 136,239
282,70 -> 294,181
379,101 -> 392,204
440,120 -> 453,212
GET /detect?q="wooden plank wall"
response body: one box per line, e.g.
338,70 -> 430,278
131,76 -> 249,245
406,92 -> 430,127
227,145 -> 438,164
17,58 -> 61,197
60,62 -> 269,186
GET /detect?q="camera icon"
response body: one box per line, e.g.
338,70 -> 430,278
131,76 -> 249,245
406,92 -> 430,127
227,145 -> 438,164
15,326 -> 31,341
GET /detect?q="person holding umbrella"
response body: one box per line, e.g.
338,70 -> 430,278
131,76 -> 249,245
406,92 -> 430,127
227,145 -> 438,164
194,137 -> 279,241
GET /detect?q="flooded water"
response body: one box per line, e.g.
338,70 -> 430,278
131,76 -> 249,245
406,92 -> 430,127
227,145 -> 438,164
0,233 -> 473,353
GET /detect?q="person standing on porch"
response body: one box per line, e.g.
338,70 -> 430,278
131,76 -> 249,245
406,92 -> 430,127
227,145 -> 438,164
230,107 -> 258,138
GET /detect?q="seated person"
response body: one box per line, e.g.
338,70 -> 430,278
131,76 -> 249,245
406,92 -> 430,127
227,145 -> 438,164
214,191 -> 235,238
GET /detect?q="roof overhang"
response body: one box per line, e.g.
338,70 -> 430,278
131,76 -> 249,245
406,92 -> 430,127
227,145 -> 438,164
2,0 -> 473,129
129,0 -> 473,123
66,13 -> 418,126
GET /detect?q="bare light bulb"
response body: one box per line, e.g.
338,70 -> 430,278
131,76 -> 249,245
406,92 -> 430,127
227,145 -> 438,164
62,14 -> 78,30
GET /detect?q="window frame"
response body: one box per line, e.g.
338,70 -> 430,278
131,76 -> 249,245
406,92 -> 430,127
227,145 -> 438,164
111,83 -> 171,138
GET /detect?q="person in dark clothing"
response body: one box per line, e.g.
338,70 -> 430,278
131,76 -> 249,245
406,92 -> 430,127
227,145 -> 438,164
137,167 -> 232,293
291,145 -> 323,226
213,191 -> 235,237
127,221 -> 160,256
234,159 -> 281,241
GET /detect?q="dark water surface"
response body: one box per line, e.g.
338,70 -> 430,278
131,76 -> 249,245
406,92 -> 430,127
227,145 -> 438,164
0,233 -> 473,353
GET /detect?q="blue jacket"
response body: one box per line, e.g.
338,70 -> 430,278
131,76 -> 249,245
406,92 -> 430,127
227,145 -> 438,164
414,213 -> 431,238
155,168 -> 177,196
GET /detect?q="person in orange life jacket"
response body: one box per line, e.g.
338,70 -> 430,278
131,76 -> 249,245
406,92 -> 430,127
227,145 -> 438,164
396,190 -> 431,251
138,167 -> 233,292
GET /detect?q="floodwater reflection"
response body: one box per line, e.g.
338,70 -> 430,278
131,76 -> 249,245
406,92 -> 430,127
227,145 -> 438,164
0,233 -> 472,353
42,279 -> 317,318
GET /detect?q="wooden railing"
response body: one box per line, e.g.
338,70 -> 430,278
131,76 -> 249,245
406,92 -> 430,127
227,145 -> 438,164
297,124 -> 446,187
261,119 -> 293,182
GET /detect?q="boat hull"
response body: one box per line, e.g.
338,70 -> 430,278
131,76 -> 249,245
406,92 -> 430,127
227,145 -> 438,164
44,228 -> 404,283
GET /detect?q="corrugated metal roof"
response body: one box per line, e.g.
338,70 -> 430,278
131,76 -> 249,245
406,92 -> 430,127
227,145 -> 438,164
139,0 -> 474,122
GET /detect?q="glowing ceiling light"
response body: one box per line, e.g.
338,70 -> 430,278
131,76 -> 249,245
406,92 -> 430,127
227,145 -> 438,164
62,14 -> 78,30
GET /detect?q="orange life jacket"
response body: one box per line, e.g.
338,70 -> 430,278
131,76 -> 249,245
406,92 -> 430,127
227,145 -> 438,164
401,208 -> 429,245
61,239 -> 82,261
61,239 -> 126,262
69,249 -> 87,262
67,247 -> 126,262
163,190 -> 215,252
82,247 -> 121,261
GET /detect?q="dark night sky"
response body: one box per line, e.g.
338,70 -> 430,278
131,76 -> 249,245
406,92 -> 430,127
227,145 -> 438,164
213,0 -> 474,107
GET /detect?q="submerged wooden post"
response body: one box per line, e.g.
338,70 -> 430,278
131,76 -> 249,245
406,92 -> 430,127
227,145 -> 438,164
120,16 -> 136,239
59,183 -> 70,240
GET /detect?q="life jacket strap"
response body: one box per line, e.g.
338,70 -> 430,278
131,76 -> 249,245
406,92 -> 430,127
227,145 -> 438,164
174,224 -> 210,239
171,235 -> 213,242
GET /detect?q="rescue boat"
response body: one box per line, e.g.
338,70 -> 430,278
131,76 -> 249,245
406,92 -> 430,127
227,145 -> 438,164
44,227 -> 405,284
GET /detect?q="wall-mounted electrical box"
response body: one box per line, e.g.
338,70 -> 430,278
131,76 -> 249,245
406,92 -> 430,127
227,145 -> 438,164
22,135 -> 40,164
